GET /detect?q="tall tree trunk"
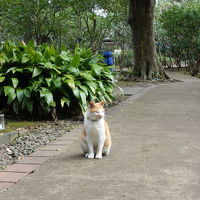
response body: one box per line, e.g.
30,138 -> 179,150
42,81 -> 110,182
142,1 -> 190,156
128,0 -> 169,80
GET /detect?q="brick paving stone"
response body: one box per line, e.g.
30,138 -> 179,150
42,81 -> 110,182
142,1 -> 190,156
4,164 -> 40,173
0,172 -> 29,183
16,156 -> 50,164
48,140 -> 75,145
30,150 -> 60,157
0,182 -> 13,193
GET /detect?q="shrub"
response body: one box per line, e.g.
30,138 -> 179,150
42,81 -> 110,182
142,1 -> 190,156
159,2 -> 200,75
0,40 -> 114,116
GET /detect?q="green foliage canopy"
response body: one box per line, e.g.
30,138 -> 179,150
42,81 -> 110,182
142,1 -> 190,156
0,0 -> 130,52
159,1 -> 200,75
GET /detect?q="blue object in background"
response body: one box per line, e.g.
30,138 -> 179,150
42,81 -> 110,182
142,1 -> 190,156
103,51 -> 114,66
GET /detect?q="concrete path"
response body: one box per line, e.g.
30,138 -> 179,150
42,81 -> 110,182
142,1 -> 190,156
0,79 -> 200,200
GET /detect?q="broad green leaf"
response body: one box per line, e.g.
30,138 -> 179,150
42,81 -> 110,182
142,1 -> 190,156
24,87 -> 32,97
38,77 -> 44,84
59,54 -> 70,62
72,87 -> 80,99
13,100 -> 20,114
12,50 -> 18,62
85,81 -> 96,94
32,67 -> 42,78
27,40 -> 35,49
16,68 -> 23,73
97,81 -> 105,91
79,90 -> 87,107
0,53 -> 8,65
103,91 -> 113,103
74,45 -> 79,54
39,89 -> 55,107
7,88 -> 16,104
19,40 -> 26,48
102,72 -> 114,81
22,97 -> 27,110
11,78 -> 19,88
22,97 -> 33,113
78,72 -> 95,81
71,53 -> 80,68
78,103 -> 86,114
32,51 -> 43,63
21,55 -> 30,63
76,83 -> 89,96
32,81 -> 41,90
44,46 -> 56,59
4,86 -> 12,96
52,67 -> 61,74
26,100 -> 33,113
67,67 -> 79,73
16,89 -> 24,103
6,67 -> 17,74
45,92 -> 55,107
97,91 -> 105,101
88,56 -> 100,65
50,57 -> 55,62
0,77 -> 5,83
40,101 -> 51,113
91,64 -> 103,75
63,74 -> 74,80
53,77 -> 61,88
24,67 -> 33,73
49,45 -> 56,56
61,97 -> 70,107
44,62 -> 53,69
45,78 -> 52,87
65,79 -> 75,89
43,63 -> 61,74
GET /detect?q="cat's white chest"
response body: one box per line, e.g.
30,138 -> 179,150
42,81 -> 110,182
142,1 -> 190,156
85,119 -> 105,135
84,117 -> 105,144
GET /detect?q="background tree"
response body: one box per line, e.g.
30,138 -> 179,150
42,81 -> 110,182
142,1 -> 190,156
0,0 -> 130,54
128,0 -> 169,80
0,0 -> 67,44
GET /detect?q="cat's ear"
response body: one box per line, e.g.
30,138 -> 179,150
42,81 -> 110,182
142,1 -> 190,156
99,101 -> 105,106
89,101 -> 95,108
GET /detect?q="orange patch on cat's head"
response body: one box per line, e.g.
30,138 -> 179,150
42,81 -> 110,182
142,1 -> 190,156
89,101 -> 105,112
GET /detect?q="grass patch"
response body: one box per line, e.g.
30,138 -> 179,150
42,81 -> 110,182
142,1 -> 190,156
0,120 -> 37,134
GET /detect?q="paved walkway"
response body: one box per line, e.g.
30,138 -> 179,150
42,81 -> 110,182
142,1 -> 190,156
0,76 -> 200,200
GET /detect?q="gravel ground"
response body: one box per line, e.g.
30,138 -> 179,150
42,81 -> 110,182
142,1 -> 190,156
0,120 -> 81,170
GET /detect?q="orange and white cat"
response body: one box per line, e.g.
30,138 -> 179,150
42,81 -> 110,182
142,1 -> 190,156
81,101 -> 111,159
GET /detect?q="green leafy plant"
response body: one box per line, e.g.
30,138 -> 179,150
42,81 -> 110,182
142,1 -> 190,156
159,2 -> 200,75
0,40 -> 114,116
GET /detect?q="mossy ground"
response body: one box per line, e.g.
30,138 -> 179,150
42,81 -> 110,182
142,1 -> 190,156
0,120 -> 37,134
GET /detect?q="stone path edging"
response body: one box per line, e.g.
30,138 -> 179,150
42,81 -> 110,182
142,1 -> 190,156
0,127 -> 82,193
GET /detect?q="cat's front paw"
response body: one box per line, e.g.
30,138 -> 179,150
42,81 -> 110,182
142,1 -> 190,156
95,154 -> 102,159
84,153 -> 89,158
87,153 -> 94,159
